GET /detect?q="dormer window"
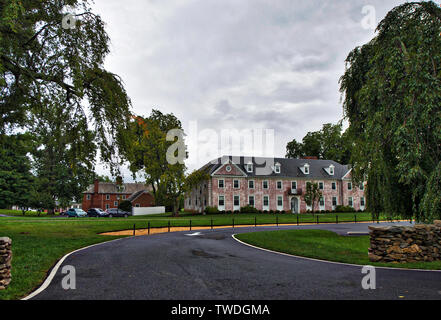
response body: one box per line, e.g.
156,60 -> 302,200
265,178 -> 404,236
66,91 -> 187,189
274,163 -> 281,174
246,162 -> 253,173
301,164 -> 310,175
329,165 -> 335,176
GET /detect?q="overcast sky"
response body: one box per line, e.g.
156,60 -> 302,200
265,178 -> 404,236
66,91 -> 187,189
90,0 -> 413,180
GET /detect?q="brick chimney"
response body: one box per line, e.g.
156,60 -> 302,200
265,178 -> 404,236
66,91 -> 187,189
94,179 -> 99,194
302,156 -> 318,160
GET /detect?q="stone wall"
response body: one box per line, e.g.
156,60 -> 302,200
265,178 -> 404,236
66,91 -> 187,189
369,221 -> 441,263
0,237 -> 12,290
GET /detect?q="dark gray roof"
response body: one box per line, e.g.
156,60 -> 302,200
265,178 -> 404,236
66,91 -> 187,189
126,190 -> 148,202
203,156 -> 350,180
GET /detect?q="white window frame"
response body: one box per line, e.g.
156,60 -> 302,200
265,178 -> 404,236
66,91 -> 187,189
348,182 -> 353,191
248,180 -> 255,189
329,165 -> 335,176
318,181 -> 324,190
233,179 -> 240,189
105,204 -> 110,209
218,195 -> 225,211
332,182 -> 337,190
114,201 -> 118,207
275,164 -> 281,174
263,180 -> 269,189
86,194 -> 91,200
218,179 -> 225,189
249,195 -> 255,207
276,181 -> 283,190
276,195 -> 284,211
359,183 -> 365,191
291,181 -> 297,192
332,196 -> 338,210
304,164 -> 310,175
319,196 -> 325,211
106,194 -> 110,200
233,195 -> 240,211
360,197 -> 366,209
262,195 -> 269,211
348,197 -> 354,208
246,163 -> 253,173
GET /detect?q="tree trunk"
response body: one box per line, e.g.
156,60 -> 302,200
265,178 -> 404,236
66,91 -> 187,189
172,198 -> 180,217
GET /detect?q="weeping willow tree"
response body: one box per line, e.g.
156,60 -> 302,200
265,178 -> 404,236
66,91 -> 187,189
340,1 -> 441,222
0,0 -> 132,172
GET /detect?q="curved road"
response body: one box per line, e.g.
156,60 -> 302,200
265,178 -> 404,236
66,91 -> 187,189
31,222 -> 441,300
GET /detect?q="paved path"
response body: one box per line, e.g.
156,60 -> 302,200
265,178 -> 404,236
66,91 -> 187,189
31,222 -> 441,300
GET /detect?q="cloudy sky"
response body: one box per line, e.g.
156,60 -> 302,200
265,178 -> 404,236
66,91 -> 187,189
91,0 -> 412,179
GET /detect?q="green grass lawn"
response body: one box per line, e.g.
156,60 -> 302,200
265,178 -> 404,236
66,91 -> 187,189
235,229 -> 441,270
0,209 -> 405,300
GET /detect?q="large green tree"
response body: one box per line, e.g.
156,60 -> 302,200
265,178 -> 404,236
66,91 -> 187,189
339,1 -> 441,221
0,0 -> 132,169
286,123 -> 351,164
0,134 -> 34,211
124,110 -> 187,216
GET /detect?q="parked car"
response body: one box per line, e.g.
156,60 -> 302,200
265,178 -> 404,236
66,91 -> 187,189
105,208 -> 131,218
67,208 -> 88,218
87,208 -> 108,217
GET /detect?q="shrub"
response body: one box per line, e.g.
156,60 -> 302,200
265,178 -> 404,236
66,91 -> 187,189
240,205 -> 259,214
204,206 -> 220,214
269,210 -> 275,214
234,210 -> 240,214
263,210 -> 269,214
335,205 -> 356,213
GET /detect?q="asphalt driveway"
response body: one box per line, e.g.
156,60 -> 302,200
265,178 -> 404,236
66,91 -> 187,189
30,222 -> 441,300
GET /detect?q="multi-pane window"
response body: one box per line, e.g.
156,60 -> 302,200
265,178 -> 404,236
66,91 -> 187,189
332,197 -> 338,207
233,180 -> 240,189
359,183 -> 365,191
234,195 -> 240,207
275,165 -> 281,174
348,197 -> 353,207
248,180 -> 254,189
277,181 -> 283,190
277,196 -> 283,207
114,201 -> 118,206
246,163 -> 253,173
106,194 -> 110,200
263,196 -> 269,207
218,196 -> 225,207
218,179 -> 225,188
361,197 -> 365,207
263,181 -> 269,189
86,194 -> 91,200
249,196 -> 255,207
319,182 -> 324,190
319,197 -> 325,206
332,182 -> 337,190
291,181 -> 297,190
348,182 -> 353,191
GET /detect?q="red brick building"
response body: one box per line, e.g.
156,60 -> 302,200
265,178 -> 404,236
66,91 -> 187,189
185,156 -> 366,214
82,180 -> 154,212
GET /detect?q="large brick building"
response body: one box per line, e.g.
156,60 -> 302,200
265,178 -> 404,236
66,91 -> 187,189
82,180 -> 154,212
185,156 -> 366,214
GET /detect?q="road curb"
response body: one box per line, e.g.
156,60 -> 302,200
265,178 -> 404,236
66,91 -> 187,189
231,234 -> 441,273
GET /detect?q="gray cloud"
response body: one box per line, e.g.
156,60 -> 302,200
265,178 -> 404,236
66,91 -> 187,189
91,0 -> 410,178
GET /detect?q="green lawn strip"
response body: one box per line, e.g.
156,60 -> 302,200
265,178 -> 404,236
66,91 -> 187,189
235,229 -> 441,271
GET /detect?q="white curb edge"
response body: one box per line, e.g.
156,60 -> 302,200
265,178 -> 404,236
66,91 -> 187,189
231,234 -> 441,273
21,237 -> 127,300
